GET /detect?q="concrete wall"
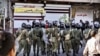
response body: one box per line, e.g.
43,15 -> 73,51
14,13 -> 69,28
74,9 -> 93,23
0,0 -> 7,18
49,0 -> 100,3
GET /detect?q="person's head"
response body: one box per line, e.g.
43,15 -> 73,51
26,24 -> 31,30
71,23 -> 76,28
49,23 -> 53,28
90,29 -> 98,37
21,23 -> 26,29
65,24 -> 70,29
45,20 -> 49,24
76,23 -> 81,29
35,20 -> 40,27
32,20 -> 35,23
53,21 -> 58,27
80,20 -> 83,23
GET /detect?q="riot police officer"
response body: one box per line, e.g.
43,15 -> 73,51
58,22 -> 65,54
32,20 -> 36,28
29,20 -> 43,56
50,22 -> 60,56
63,25 -> 72,56
25,24 -> 32,56
45,23 -> 53,56
71,23 -> 82,56
16,23 -> 30,56
39,20 -> 46,55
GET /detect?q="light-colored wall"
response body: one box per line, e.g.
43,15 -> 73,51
14,8 -> 94,28
74,9 -> 93,26
49,0 -> 100,3
14,13 -> 69,28
0,0 -> 7,18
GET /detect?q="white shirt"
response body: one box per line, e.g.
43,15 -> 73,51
83,37 -> 98,56
96,34 -> 100,54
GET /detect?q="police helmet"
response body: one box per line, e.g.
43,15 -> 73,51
21,23 -> 26,28
53,21 -> 58,27
35,23 -> 40,27
26,24 -> 32,29
35,20 -> 40,27
71,23 -> 76,28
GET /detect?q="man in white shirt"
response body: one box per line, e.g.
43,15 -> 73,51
95,28 -> 100,54
83,30 -> 98,56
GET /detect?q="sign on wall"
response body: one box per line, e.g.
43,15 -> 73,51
14,3 -> 46,20
74,9 -> 93,23
14,7 -> 45,14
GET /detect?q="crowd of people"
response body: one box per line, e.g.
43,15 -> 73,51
15,19 -> 100,56
1,19 -> 100,56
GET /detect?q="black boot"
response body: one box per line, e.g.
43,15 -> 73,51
58,49 -> 60,54
53,52 -> 57,56
66,53 -> 69,56
42,51 -> 45,55
33,54 -> 36,56
52,52 -> 54,56
37,51 -> 39,56
37,55 -> 39,56
63,50 -> 65,53
27,52 -> 30,56
33,50 -> 35,56
55,52 -> 57,56
16,52 -> 19,56
73,53 -> 76,56
47,51 -> 49,56
23,53 -> 25,56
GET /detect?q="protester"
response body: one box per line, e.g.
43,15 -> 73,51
83,29 -> 98,56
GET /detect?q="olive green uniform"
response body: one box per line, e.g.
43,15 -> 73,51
16,29 -> 30,56
71,28 -> 82,56
63,29 -> 72,56
58,29 -> 65,54
16,28 -> 23,38
83,28 -> 92,41
45,28 -> 53,56
29,27 -> 43,56
40,28 -> 45,55
49,27 -> 59,56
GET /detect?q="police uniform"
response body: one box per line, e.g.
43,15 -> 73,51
50,24 -> 59,56
26,25 -> 32,56
16,28 -> 30,56
29,23 -> 43,56
45,28 -> 53,56
58,23 -> 65,54
16,23 -> 30,56
71,28 -> 82,56
16,28 -> 22,38
63,28 -> 72,56
83,28 -> 92,42
39,22 -> 46,55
